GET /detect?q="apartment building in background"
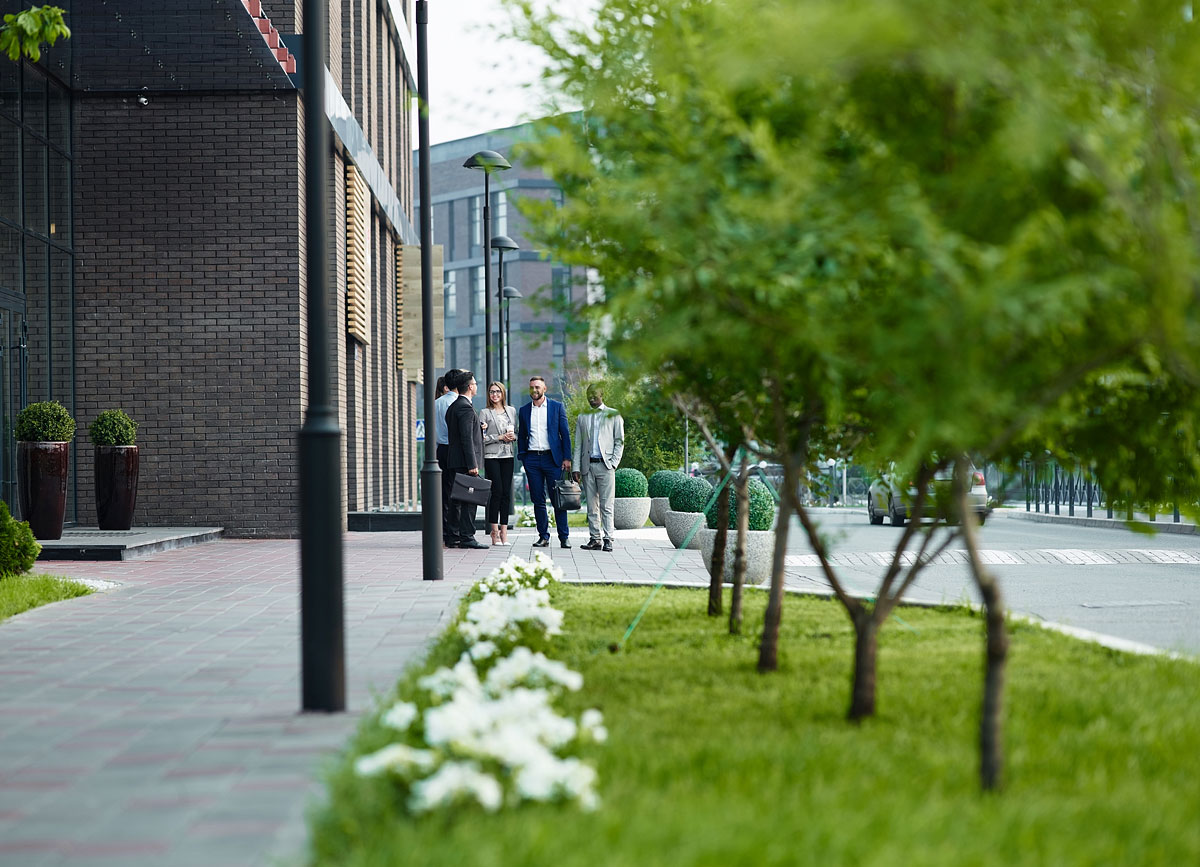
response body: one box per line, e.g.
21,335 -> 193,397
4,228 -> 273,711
0,0 -> 431,534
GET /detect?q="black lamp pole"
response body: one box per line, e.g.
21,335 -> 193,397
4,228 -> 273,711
417,0 -> 442,582
299,0 -> 345,711
490,234 -> 518,388
464,150 -> 511,388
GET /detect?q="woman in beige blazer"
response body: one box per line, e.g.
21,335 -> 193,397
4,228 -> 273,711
480,382 -> 519,545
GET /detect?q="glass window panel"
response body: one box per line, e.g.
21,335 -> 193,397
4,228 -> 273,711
469,196 -> 481,252
22,65 -> 45,136
0,61 -> 17,120
0,225 -> 19,291
47,79 -> 68,150
23,133 -> 46,236
444,270 -> 457,318
48,150 -> 69,243
492,191 -> 507,237
471,266 -> 484,315
50,248 -> 71,406
0,119 -> 18,224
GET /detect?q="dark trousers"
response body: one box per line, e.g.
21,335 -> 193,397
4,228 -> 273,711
523,451 -> 569,542
484,457 -> 514,526
436,444 -> 453,543
445,466 -> 478,544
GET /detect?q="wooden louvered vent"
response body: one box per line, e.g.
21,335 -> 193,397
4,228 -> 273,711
345,165 -> 371,344
397,243 -> 445,373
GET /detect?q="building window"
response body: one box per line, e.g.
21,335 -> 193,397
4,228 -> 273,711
444,269 -> 457,319
445,199 -> 455,261
471,266 -> 485,315
469,195 -> 482,254
470,334 -> 484,378
553,331 -> 565,364
552,267 -> 571,307
492,190 -> 507,237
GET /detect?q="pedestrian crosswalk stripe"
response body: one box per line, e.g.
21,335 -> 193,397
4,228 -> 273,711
781,549 -> 1196,569
1041,549 -> 1116,565
1127,549 -> 1200,564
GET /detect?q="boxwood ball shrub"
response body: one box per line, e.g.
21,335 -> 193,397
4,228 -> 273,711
648,470 -> 688,499
89,409 -> 138,446
706,477 -> 776,531
0,502 -> 40,577
614,468 -> 648,499
668,475 -> 714,513
14,401 -> 76,442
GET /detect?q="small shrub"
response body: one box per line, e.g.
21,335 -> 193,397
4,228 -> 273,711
706,478 -> 776,531
14,401 -> 75,442
615,468 -> 648,498
88,409 -> 138,446
668,476 -> 714,513
648,470 -> 688,499
0,502 -> 40,577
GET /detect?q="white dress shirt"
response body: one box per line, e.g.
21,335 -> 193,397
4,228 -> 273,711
528,400 -> 550,450
590,404 -> 607,458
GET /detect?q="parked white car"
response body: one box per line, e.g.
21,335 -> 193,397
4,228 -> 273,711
867,465 -> 989,526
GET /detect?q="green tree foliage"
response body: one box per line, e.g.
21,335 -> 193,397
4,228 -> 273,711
0,502 -> 40,577
1,5 -> 69,62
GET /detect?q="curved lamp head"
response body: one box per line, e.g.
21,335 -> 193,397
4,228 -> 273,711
490,234 -> 519,251
463,150 -> 512,173
501,285 -> 523,299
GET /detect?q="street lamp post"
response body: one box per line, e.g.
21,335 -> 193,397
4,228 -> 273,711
502,285 -> 523,393
489,234 -> 518,385
463,150 -> 511,388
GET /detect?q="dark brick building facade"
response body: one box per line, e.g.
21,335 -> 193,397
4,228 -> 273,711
1,0 -> 425,535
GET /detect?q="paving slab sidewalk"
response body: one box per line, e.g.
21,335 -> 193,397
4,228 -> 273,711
0,526 -> 718,867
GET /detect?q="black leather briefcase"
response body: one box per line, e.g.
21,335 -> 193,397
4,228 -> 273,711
451,473 -> 492,507
551,478 -> 583,511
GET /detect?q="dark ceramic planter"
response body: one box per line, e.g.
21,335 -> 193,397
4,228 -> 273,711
95,445 -> 139,531
17,441 -> 70,541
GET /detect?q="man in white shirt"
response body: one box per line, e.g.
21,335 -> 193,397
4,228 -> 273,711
517,375 -> 573,548
572,384 -> 625,551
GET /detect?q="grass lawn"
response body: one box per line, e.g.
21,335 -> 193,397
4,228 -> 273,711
309,584 -> 1200,866
0,573 -> 92,623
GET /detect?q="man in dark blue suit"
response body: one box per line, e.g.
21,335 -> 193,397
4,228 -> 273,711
517,375 -> 573,548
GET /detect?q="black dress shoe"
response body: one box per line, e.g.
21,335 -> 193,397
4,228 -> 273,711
531,538 -> 550,548
580,540 -> 602,551
443,541 -> 458,549
459,539 -> 489,550
560,539 -> 571,549
602,541 -> 613,552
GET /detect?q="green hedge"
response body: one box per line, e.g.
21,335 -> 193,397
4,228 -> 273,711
615,468 -> 648,498
88,409 -> 138,446
0,502 -> 39,577
668,476 -> 714,513
648,470 -> 688,499
15,401 -> 75,442
706,477 -> 776,531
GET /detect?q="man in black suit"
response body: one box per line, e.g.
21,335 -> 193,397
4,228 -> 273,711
445,369 -> 487,549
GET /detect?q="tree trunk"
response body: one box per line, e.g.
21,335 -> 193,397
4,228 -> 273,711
729,458 -> 750,635
757,489 -> 791,672
978,577 -> 1008,790
708,473 -> 731,617
848,614 -> 877,721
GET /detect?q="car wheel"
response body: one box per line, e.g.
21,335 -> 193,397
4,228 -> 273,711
868,500 -> 884,525
889,497 -> 906,527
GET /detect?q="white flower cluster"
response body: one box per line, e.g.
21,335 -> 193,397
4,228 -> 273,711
353,557 -> 605,815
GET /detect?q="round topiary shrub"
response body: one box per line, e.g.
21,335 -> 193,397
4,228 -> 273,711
705,477 -> 776,531
614,468 -> 648,499
89,409 -> 138,446
648,470 -> 688,499
15,401 -> 75,442
0,501 -> 40,577
668,476 -> 714,513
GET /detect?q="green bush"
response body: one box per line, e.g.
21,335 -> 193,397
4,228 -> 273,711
648,470 -> 688,499
88,409 -> 138,446
668,476 -> 714,513
706,477 -> 776,531
615,468 -> 648,498
14,401 -> 75,442
0,502 -> 40,577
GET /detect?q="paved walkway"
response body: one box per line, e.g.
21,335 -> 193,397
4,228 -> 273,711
0,526 -> 717,866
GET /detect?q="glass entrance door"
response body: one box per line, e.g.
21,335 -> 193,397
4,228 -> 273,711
0,300 -> 28,514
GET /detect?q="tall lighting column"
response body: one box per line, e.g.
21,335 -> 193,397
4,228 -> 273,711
463,150 -> 511,388
489,233 -> 518,385
417,0 -> 442,582
299,0 -> 345,710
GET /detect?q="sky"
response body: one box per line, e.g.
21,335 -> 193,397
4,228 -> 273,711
421,0 -> 592,145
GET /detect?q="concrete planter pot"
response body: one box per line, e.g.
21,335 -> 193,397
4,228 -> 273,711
649,497 -> 671,526
698,527 -> 776,586
613,496 -> 651,530
664,509 -> 705,549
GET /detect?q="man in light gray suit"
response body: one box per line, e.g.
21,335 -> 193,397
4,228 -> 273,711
572,384 -> 625,551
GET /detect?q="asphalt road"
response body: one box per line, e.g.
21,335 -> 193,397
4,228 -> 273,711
784,509 -> 1200,656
